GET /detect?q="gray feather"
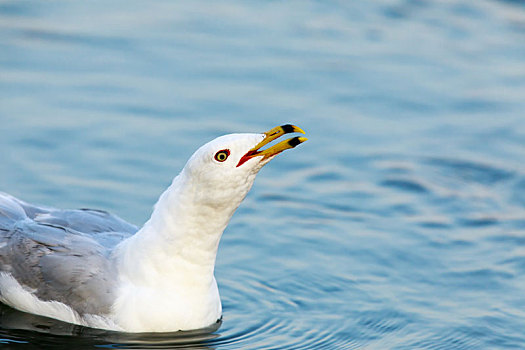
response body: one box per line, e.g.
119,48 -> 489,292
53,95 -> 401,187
0,192 -> 137,315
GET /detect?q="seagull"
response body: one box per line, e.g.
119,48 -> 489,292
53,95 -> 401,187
0,124 -> 307,333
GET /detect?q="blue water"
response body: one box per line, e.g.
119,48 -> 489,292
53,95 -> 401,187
1,0 -> 525,348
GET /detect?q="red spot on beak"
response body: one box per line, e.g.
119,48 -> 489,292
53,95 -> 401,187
236,150 -> 260,167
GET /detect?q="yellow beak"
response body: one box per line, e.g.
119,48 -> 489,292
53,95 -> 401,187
237,124 -> 307,167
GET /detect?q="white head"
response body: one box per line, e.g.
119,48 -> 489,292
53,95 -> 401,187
180,125 -> 307,210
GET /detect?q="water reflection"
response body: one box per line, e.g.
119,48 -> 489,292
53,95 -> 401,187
0,303 -> 221,349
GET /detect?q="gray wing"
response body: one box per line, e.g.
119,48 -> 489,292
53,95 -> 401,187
0,192 -> 138,315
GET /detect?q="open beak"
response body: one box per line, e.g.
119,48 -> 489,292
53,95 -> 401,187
237,124 -> 307,167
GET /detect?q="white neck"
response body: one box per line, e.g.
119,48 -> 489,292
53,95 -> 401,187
110,169 -> 249,331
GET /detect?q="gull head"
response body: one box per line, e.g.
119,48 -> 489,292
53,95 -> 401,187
180,124 -> 307,209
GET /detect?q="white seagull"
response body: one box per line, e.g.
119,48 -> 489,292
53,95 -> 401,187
0,124 -> 307,333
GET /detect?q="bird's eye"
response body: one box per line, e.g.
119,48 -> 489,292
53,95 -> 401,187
214,149 -> 230,162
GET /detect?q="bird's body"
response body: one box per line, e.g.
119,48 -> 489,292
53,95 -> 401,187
0,125 -> 306,332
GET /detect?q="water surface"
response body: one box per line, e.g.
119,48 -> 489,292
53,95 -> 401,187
1,0 -> 525,348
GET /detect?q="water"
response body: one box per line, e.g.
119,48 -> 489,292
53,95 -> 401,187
1,0 -> 525,348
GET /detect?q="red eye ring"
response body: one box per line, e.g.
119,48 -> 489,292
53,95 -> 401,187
214,149 -> 230,162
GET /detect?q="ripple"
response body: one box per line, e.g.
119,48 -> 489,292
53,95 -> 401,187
424,157 -> 515,185
442,268 -> 514,290
380,178 -> 430,194
20,29 -> 132,51
211,269 -> 362,349
404,327 -> 485,350
511,177 -> 525,209
457,216 -> 500,227
357,309 -> 411,337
